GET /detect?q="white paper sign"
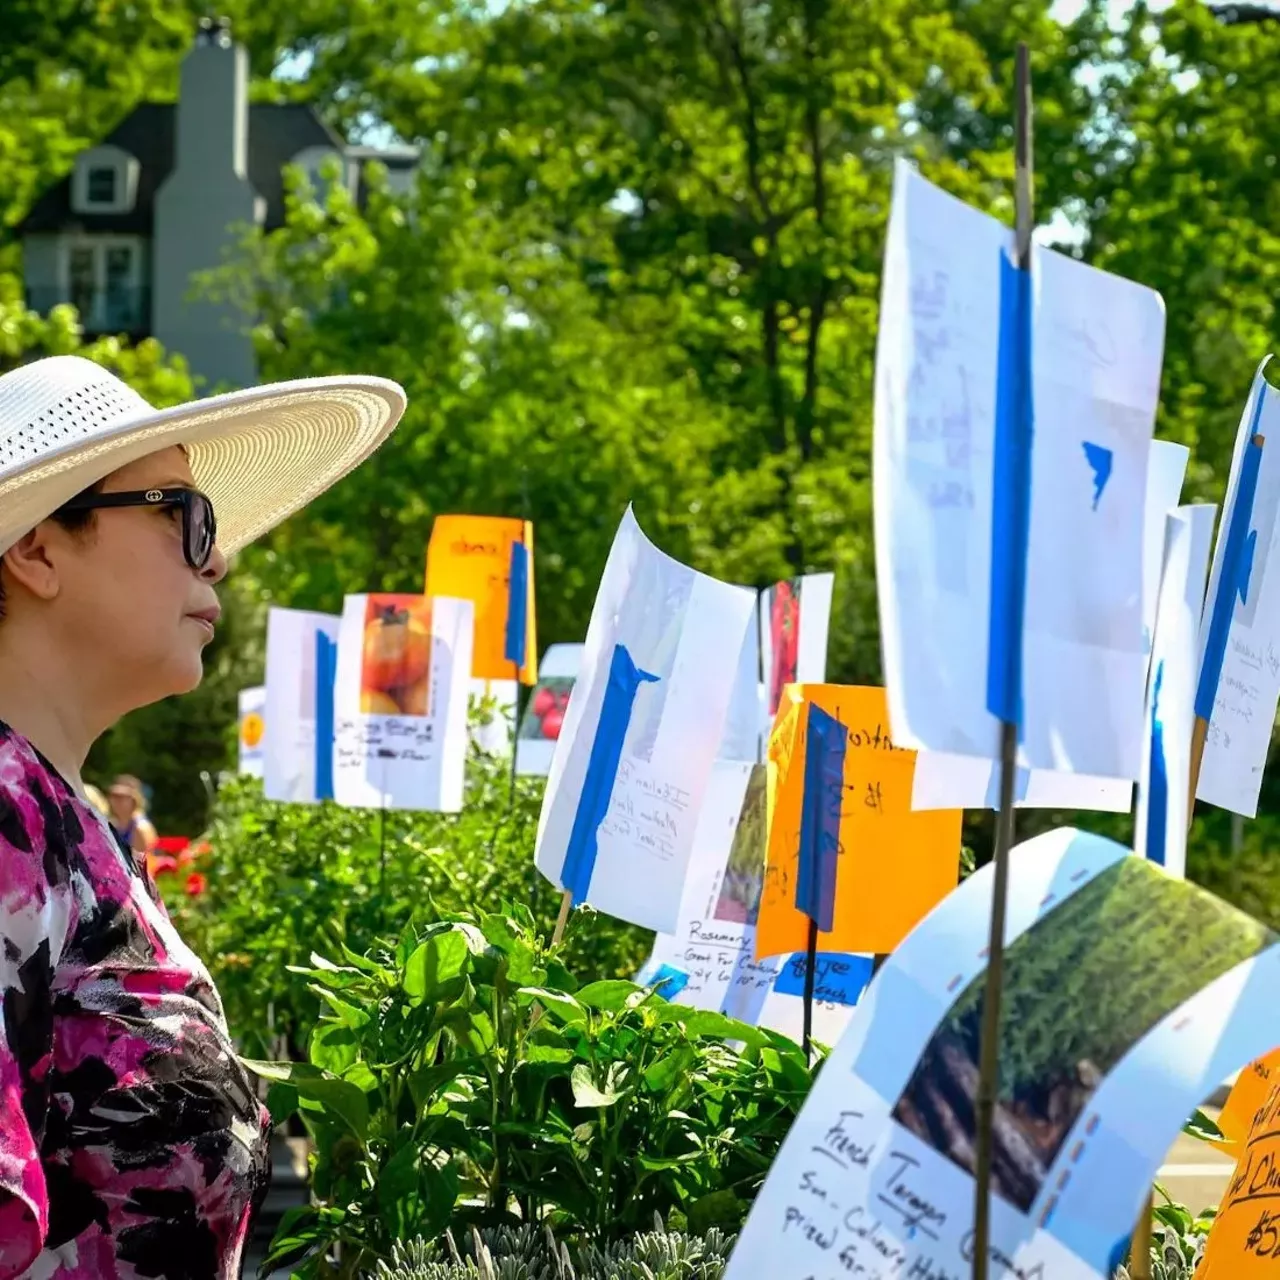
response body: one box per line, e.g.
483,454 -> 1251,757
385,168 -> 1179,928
263,607 -> 340,804
634,762 -> 869,1045
725,827 -> 1280,1280
1135,505 -> 1216,876
717,596 -> 764,764
333,594 -> 474,812
912,440 -> 1187,815
1197,365 -> 1280,818
237,686 -> 266,778
1142,441 -> 1191,664
534,507 -> 757,933
516,643 -> 583,777
875,160 -> 1166,781
911,752 -> 1132,813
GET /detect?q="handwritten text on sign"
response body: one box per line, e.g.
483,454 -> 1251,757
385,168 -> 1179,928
596,759 -> 691,864
334,716 -> 437,764
768,1085 -> 984,1280
1201,1076 -> 1280,1274
755,685 -> 962,960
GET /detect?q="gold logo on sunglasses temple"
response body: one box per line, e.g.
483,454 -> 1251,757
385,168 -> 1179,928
145,489 -> 165,502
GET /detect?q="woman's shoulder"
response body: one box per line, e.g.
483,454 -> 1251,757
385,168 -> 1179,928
0,722 -> 79,931
0,721 -> 71,852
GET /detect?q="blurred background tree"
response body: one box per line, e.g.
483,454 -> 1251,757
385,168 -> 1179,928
6,0 -> 1280,879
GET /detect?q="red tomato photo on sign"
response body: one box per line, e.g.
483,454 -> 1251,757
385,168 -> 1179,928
518,676 -> 575,742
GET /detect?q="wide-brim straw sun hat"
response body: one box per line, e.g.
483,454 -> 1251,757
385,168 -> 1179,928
0,355 -> 407,558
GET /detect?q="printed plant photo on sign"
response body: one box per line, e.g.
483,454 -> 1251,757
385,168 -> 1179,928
759,573 -> 834,719
712,766 -> 769,925
891,855 -> 1275,1213
360,595 -> 433,717
518,676 -> 573,745
766,580 -> 800,714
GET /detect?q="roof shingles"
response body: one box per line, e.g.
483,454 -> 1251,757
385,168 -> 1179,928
17,102 -> 352,236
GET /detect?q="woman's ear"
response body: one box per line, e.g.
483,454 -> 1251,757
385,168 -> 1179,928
2,527 -> 60,604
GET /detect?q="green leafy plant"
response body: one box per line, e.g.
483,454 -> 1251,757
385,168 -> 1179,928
167,762 -> 652,1059
245,909 -> 812,1277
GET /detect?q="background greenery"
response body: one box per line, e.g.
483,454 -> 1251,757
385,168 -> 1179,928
5,0 -> 1280,912
167,766 -> 653,1061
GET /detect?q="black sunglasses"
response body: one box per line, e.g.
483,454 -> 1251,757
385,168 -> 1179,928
56,487 -> 218,571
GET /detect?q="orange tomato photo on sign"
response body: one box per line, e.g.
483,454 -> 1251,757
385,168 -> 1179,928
239,710 -> 265,750
360,595 -> 433,716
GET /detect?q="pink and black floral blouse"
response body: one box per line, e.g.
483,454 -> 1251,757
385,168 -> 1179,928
0,722 -> 270,1278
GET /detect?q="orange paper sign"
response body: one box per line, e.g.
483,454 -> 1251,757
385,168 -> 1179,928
1210,1048 -> 1280,1157
1200,1068 -> 1280,1274
755,684 -> 962,960
425,515 -> 537,684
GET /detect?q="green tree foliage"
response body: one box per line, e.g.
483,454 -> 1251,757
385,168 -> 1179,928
221,0 -> 1024,683
10,0 -> 1280,874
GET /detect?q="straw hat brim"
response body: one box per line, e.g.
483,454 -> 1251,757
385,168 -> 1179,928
0,376 -> 407,558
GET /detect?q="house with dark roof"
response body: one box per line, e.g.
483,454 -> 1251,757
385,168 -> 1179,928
16,18 -> 418,388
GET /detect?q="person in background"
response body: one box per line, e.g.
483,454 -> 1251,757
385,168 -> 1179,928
0,354 -> 405,1279
82,782 -> 110,818
106,772 -> 158,868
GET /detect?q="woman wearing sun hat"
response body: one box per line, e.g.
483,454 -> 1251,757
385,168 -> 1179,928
0,355 -> 405,1278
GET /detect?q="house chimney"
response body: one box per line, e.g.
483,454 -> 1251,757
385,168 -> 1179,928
176,16 -> 248,178
152,18 -> 258,387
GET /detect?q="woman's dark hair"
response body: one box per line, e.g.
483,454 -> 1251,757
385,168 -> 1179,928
0,483 -> 101,621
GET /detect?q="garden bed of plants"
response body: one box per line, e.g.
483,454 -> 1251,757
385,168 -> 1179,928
159,763 -> 1218,1278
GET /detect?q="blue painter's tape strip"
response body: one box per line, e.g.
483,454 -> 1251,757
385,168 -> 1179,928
773,951 -> 872,1008
314,630 -> 337,801
560,643 -> 659,904
649,963 -> 691,1000
1196,421 -> 1265,721
505,538 -> 529,669
795,702 -> 848,932
635,958 -> 690,999
986,250 -> 1034,727
1145,660 -> 1169,867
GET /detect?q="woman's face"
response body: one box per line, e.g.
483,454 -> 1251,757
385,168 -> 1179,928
107,787 -> 137,825
34,446 -> 227,703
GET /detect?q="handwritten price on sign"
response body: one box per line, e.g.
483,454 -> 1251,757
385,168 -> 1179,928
1199,1075 -> 1280,1276
1245,1209 -> 1280,1258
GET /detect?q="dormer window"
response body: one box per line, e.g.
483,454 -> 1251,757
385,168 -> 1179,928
71,146 -> 139,215
86,166 -> 117,206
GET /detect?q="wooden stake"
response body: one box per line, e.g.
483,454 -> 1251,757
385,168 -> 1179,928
971,43 -> 1034,1280
550,887 -> 573,948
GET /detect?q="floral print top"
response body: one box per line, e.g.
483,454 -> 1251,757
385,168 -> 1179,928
0,723 -> 270,1279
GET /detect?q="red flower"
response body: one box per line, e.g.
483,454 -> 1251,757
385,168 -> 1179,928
184,872 -> 208,898
151,855 -> 178,877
